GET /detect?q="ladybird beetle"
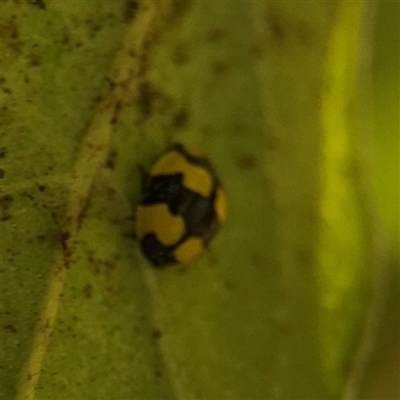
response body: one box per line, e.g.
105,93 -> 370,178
136,143 -> 226,267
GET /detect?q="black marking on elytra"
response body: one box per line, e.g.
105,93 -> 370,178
179,186 -> 218,240
140,174 -> 219,237
140,234 -> 177,267
171,143 -> 220,183
141,174 -> 184,208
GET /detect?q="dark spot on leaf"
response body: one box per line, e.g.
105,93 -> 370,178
0,168 -> 4,179
154,370 -> 162,378
152,328 -> 163,340
171,107 -> 189,129
27,0 -> 46,10
297,247 -> 312,266
61,26 -> 71,45
24,192 -> 35,201
104,259 -> 117,276
265,131 -> 280,150
28,51 -> 42,67
111,100 -> 122,125
83,284 -> 93,299
106,78 -> 117,91
137,81 -> 155,117
206,28 -> 226,44
211,61 -> 228,75
200,124 -> 216,137
105,148 -> 117,170
60,230 -> 71,258
0,16 -> 19,42
0,194 -> 14,211
4,324 -> 17,333
171,42 -> 190,66
237,154 -> 258,170
264,7 -> 285,45
41,318 -> 51,332
123,231 -> 136,241
105,285 -> 114,294
168,0 -> 191,23
124,0 -> 139,22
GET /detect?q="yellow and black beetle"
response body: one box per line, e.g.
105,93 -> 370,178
136,143 -> 226,267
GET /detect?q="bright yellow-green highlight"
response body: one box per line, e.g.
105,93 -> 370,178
319,1 -> 367,392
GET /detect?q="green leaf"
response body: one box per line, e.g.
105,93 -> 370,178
1,1 -> 394,399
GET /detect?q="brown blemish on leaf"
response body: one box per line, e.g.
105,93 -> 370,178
0,15 -> 19,40
104,259 -> 117,276
36,234 -> 46,241
200,124 -> 216,137
152,327 -> 163,340
110,100 -> 122,125
122,230 -> 136,241
82,284 -> 93,299
40,318 -> 51,333
206,28 -> 226,44
211,60 -> 228,76
105,285 -> 114,295
264,7 -> 285,46
171,42 -> 190,66
60,230 -> 72,263
124,0 -> 139,23
1,15 -> 22,53
154,370 -> 162,378
105,148 -> 117,170
4,324 -> 17,333
137,81 -> 156,117
75,40 -> 84,49
167,0 -> 192,24
60,26 -> 71,46
237,153 -> 258,170
137,81 -> 175,121
171,107 -> 189,129
297,247 -> 313,266
0,168 -> 4,179
27,0 -> 46,10
0,194 -> 14,217
27,50 -> 42,67
265,131 -> 281,150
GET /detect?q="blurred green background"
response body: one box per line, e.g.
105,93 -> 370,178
360,2 -> 399,399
